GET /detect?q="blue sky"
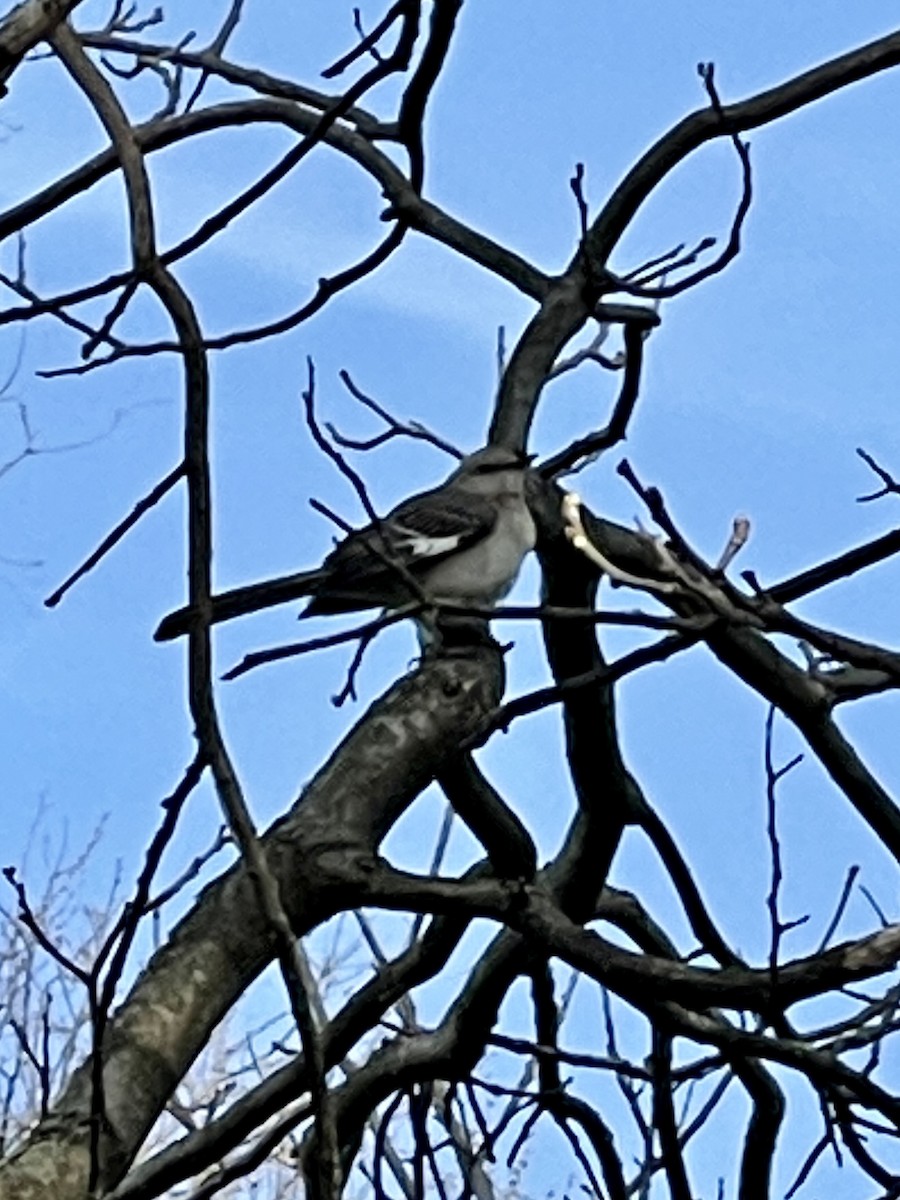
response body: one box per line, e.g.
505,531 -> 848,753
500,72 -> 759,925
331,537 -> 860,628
3,2 -> 900,1194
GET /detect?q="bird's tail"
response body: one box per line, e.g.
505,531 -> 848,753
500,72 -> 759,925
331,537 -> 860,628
154,568 -> 325,642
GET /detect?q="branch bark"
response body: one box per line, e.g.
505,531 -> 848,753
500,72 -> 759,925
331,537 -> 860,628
0,651 -> 505,1198
0,0 -> 86,89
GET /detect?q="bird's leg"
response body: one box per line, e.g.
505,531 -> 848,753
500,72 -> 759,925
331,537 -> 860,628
430,610 -> 498,656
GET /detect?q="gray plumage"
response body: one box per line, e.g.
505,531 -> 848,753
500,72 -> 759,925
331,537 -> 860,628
154,446 -> 535,641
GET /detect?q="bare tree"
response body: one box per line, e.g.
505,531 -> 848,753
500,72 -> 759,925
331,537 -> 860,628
2,3 -> 900,1198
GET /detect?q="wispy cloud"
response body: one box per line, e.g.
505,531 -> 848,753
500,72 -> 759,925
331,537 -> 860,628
223,215 -> 533,340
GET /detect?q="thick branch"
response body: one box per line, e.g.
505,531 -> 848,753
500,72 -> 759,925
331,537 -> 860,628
0,99 -> 548,307
491,27 -> 900,451
0,653 -> 504,1195
587,27 -> 900,262
360,866 -> 900,1015
0,0 -> 85,88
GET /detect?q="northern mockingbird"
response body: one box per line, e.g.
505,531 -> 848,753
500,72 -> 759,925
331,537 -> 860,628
154,446 -> 536,642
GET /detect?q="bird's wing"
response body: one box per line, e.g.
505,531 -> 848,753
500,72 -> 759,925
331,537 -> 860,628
384,487 -> 498,557
305,487 -> 497,611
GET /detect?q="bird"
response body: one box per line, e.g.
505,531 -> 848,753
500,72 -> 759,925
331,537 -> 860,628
154,445 -> 536,643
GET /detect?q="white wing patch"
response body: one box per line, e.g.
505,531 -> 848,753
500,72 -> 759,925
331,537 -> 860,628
392,524 -> 463,561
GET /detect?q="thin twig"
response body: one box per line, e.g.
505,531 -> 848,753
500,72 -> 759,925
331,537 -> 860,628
334,368 -> 462,459
817,865 -> 861,953
857,448 -> 900,502
764,707 -> 806,982
45,461 -> 185,607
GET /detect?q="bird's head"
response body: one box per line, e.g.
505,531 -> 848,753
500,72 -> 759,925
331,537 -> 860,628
448,446 -> 534,497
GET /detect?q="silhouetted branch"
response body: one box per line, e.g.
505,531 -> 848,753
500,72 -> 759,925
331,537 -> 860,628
331,368 -> 462,460
45,461 -> 185,608
612,63 -> 754,300
539,321 -> 648,476
0,0 -> 86,89
857,448 -> 900,502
